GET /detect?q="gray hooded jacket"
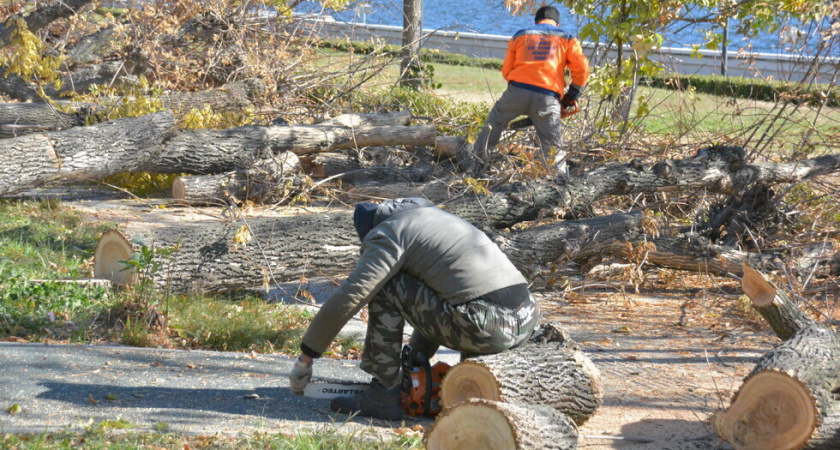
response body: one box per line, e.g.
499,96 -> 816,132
301,201 -> 528,356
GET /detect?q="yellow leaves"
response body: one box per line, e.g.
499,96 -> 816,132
1,18 -> 64,88
233,225 -> 253,249
6,404 -> 21,415
180,106 -> 257,129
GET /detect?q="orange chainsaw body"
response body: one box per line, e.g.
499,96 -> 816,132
401,360 -> 450,417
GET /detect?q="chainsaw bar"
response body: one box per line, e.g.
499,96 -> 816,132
303,382 -> 370,399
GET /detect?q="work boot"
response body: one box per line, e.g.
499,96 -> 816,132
330,380 -> 403,420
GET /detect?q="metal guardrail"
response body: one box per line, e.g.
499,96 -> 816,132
94,1 -> 837,84
312,20 -> 838,85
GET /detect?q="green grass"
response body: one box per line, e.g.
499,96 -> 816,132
0,426 -> 423,449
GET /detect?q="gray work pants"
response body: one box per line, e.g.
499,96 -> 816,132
470,84 -> 566,174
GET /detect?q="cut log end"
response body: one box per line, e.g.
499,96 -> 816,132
94,230 -> 137,285
440,360 -> 502,409
426,401 -> 517,450
713,370 -> 818,450
425,399 -> 578,450
742,263 -> 777,307
171,177 -> 186,202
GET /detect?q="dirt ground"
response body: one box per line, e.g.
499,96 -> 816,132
538,286 -> 778,449
51,190 -> 794,448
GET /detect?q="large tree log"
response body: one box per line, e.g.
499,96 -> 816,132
0,111 -> 175,196
595,236 -> 839,279
172,153 -> 301,205
0,70 -> 41,102
440,322 -> 603,425
425,399 -> 579,450
713,265 -> 840,450
92,211 -> 642,292
146,123 -> 436,174
0,103 -> 83,137
446,147 -> 840,229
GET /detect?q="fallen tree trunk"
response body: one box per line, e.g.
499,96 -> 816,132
0,70 -> 42,102
172,153 -> 301,205
153,123 -> 436,171
446,147 -> 840,229
713,265 -> 840,450
92,211 -> 642,292
425,399 -> 579,450
440,322 -> 603,426
0,103 -> 83,137
0,111 -> 175,196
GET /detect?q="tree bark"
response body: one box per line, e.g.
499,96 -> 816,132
399,0 -> 423,88
147,123 -> 436,174
0,70 -> 42,102
425,399 -> 579,450
0,111 -> 175,196
0,103 -> 83,137
713,265 -> 840,450
91,211 -> 642,292
440,322 -> 603,426
0,0 -> 95,48
172,153 -> 301,205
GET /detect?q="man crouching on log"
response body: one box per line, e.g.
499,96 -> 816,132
289,197 -> 540,420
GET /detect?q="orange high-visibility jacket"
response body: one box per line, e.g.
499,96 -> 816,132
501,23 -> 590,97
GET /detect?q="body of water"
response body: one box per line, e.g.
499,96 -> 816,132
298,0 -> 831,55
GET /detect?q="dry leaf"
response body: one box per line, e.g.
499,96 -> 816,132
88,394 -> 99,405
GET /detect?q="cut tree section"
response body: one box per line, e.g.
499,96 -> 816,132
440,322 -> 603,425
425,399 -> 578,450
94,230 -> 137,285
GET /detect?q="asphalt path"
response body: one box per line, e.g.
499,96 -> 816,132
0,342 -> 428,436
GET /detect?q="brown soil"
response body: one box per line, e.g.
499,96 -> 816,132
538,284 -> 779,449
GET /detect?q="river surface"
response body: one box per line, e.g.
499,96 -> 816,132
297,0 -> 833,55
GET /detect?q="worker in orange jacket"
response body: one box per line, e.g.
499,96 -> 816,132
461,5 -> 590,177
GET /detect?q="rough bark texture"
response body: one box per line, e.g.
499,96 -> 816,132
0,111 -> 175,196
0,103 -> 83,137
161,80 -> 264,114
441,322 -> 603,425
425,399 -> 579,450
713,266 -> 840,449
446,148 -> 840,229
91,210 -> 642,292
0,70 -> 41,102
172,153 -> 301,205
343,180 -> 453,202
63,26 -> 124,68
94,213 -> 361,292
147,124 -> 436,174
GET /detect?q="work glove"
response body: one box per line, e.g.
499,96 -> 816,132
289,355 -> 313,396
560,85 -> 581,110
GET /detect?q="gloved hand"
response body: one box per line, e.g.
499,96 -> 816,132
289,355 -> 313,395
561,85 -> 581,109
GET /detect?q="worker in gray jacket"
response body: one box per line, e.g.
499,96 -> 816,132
289,198 -> 539,420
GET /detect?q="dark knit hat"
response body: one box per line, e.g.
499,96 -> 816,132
535,6 -> 560,24
353,202 -> 378,241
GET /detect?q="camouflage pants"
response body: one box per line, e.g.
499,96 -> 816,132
360,272 -> 540,387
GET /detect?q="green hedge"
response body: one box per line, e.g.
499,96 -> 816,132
642,74 -> 839,108
319,39 -> 836,107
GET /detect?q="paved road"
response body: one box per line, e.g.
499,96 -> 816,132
0,342 -> 431,435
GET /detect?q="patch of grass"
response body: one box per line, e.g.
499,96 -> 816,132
0,426 -> 424,449
166,293 -> 311,353
0,199 -> 114,277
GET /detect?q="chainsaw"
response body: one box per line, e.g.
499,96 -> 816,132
508,100 -> 579,130
303,347 -> 451,419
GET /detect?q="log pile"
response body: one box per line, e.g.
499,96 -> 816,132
425,322 -> 602,449
713,264 -> 840,450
